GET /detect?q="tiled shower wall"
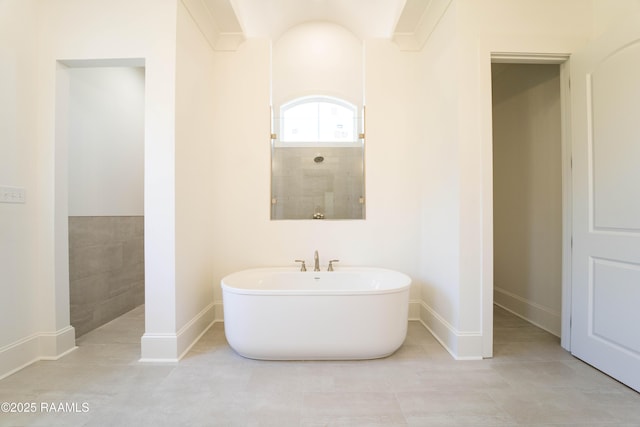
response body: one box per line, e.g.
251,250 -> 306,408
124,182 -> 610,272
271,147 -> 364,219
69,216 -> 144,337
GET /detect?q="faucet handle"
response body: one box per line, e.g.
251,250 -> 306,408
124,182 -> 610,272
327,259 -> 340,271
294,259 -> 307,272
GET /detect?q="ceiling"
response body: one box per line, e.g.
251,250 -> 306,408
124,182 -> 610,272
226,0 -> 407,39
196,0 -> 444,50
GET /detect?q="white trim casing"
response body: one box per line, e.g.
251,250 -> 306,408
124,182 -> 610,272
483,52 -> 572,358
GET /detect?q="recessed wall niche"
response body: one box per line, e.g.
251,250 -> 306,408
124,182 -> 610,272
270,22 -> 365,220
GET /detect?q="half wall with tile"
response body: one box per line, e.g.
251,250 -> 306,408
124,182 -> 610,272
69,216 -> 144,337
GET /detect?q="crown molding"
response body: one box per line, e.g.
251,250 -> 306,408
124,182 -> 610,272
393,0 -> 453,51
182,0 -> 245,51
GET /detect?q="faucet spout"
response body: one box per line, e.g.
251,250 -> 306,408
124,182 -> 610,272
314,250 -> 320,272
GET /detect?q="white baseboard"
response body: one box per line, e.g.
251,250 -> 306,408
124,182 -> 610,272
213,301 -> 224,322
494,287 -> 561,337
408,300 -> 421,320
176,303 -> 215,359
0,326 -> 77,380
417,301 -> 483,360
39,325 -> 76,360
140,302 -> 215,362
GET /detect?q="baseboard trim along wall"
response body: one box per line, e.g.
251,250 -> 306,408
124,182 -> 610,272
418,301 -> 483,360
140,302 -> 215,362
494,287 -> 561,337
408,300 -> 421,320
0,326 -> 77,380
213,301 -> 224,322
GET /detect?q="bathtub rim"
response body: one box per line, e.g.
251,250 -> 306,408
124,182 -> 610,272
220,266 -> 411,296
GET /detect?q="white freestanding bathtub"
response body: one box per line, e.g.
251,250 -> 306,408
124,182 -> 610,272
220,267 -> 411,360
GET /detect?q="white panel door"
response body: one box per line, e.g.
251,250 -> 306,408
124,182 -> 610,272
571,14 -> 640,392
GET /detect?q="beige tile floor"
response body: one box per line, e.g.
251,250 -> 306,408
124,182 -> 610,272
1,306 -> 639,426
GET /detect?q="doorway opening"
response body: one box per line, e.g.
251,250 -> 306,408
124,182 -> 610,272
55,59 -> 145,342
489,58 -> 572,354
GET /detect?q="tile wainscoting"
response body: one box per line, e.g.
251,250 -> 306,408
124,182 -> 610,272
68,216 -> 144,337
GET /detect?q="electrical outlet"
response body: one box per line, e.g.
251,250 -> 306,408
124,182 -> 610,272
0,186 -> 26,204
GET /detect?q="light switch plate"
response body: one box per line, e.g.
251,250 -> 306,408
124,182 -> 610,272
0,186 -> 26,203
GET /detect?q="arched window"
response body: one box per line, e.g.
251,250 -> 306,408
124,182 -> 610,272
279,96 -> 359,144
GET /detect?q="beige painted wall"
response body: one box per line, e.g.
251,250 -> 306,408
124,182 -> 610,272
272,22 -> 363,108
416,1 -> 463,351
5,0 -> 640,376
492,63 -> 562,336
174,0 -> 217,340
67,67 -> 145,217
457,0 -> 601,357
0,0 -> 40,361
0,0 -> 181,375
209,38 -> 423,306
420,0 -> 597,357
